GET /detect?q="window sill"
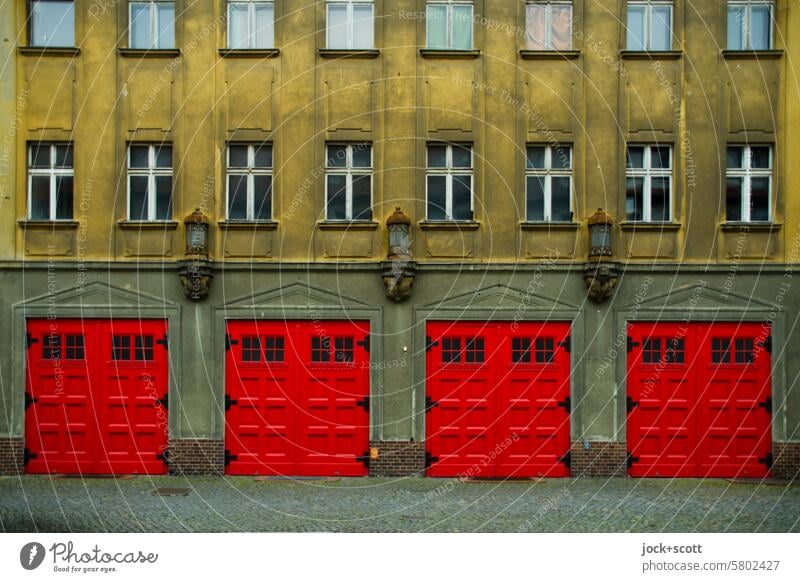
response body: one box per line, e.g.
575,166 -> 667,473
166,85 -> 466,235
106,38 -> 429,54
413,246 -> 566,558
720,222 -> 781,233
18,46 -> 80,56
520,221 -> 579,231
118,220 -> 179,230
218,48 -> 280,58
619,221 -> 681,231
620,50 -> 682,60
318,49 -> 380,59
722,49 -> 783,60
18,219 -> 80,229
118,48 -> 181,58
317,221 -> 379,231
519,50 -> 580,60
420,49 -> 481,60
218,220 -> 279,231
419,220 -> 480,231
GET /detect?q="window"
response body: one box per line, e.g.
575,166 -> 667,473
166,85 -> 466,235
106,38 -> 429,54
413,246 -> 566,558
334,337 -> 355,363
28,143 -> 73,221
264,337 -> 284,362
65,335 -> 85,360
534,338 -> 555,363
728,1 -> 773,50
242,336 -> 261,362
726,145 -> 772,222
227,144 -> 273,220
426,0 -> 473,50
525,1 -> 572,50
327,1 -> 374,49
626,1 -> 672,51
512,338 -> 532,363
325,144 -> 373,221
664,338 -> 685,364
526,145 -> 572,222
642,338 -> 662,364
130,1 -> 175,49
30,0 -> 75,47
135,336 -> 155,361
228,0 -> 275,49
112,336 -> 132,361
43,334 -> 62,360
427,143 -> 473,221
626,145 -> 672,222
312,337 -> 331,362
711,338 -> 732,364
464,337 -> 484,363
735,338 -> 755,364
128,144 -> 173,221
441,337 -> 462,363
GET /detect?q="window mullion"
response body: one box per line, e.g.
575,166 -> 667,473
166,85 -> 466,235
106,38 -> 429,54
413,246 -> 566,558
346,171 -> 354,220
446,173 -> 453,220
348,2 -> 354,50
151,2 -> 158,49
743,175 -> 751,222
247,173 -> 255,220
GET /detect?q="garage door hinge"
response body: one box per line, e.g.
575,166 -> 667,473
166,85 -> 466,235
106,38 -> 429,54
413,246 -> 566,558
355,396 -> 370,412
425,395 -> 439,412
224,450 -> 238,466
763,336 -> 772,353
557,395 -> 571,413
559,336 -> 571,353
355,451 -> 371,469
559,451 -> 571,468
626,452 -> 640,469
25,392 -> 38,409
23,448 -> 38,465
424,451 -> 439,469
758,396 -> 773,415
626,396 -> 640,413
758,452 -> 774,468
156,334 -> 168,351
225,335 -> 238,351
627,337 -> 640,352
426,336 -> 439,352
225,394 -> 239,411
26,332 -> 39,349
156,394 -> 168,410
156,449 -> 170,463
357,335 -> 370,353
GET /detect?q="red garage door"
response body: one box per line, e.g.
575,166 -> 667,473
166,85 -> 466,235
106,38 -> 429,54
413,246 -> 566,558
25,319 -> 169,475
425,321 -> 571,478
627,322 -> 773,478
225,320 -> 370,476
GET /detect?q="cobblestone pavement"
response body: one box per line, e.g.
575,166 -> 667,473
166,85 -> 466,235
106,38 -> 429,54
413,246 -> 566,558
1,476 -> 798,532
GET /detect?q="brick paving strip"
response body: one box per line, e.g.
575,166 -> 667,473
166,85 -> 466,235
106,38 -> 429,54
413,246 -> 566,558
1,476 -> 798,533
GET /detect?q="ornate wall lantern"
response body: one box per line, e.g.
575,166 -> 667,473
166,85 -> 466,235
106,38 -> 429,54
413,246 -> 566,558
382,207 -> 416,302
584,209 -> 619,303
179,208 -> 213,301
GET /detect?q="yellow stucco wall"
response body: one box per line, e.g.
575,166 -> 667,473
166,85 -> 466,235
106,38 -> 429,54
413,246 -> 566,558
2,0 -> 794,264
786,0 -> 800,264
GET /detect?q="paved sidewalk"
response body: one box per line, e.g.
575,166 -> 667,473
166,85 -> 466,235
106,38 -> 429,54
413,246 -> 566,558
1,476 -> 798,533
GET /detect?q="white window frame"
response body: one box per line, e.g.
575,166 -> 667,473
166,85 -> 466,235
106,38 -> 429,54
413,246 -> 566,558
727,145 -> 773,223
324,143 -> 374,221
626,0 -> 673,51
227,0 -> 275,49
27,143 -> 73,221
525,1 -> 573,51
226,143 -> 273,221
727,1 -> 774,50
426,0 -> 474,50
525,145 -> 573,222
127,144 -> 173,221
626,144 -> 673,222
326,0 -> 374,50
129,0 -> 175,49
426,143 -> 474,222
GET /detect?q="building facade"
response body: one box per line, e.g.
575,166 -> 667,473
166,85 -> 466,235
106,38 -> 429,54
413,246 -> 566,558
0,0 -> 798,479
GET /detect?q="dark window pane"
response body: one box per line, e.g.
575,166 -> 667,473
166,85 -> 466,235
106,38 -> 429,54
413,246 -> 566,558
312,337 -> 330,362
242,336 -> 261,362
452,145 -> 471,168
452,175 -> 472,220
750,147 -> 771,169
442,338 -> 461,363
229,145 -> 249,168
65,334 -> 84,360
535,338 -> 555,363
30,175 -> 51,220
112,335 -> 131,360
326,174 -> 347,220
228,175 -> 248,220
327,145 -> 348,168
465,337 -> 484,363
526,176 -> 545,221
712,338 -> 731,364
726,177 -> 743,221
427,175 -> 447,220
626,177 -> 644,221
30,144 -> 51,168
155,176 -> 172,219
665,338 -> 684,364
352,175 -> 372,220
650,176 -> 670,221
551,177 -> 572,221
651,146 -> 671,169
427,145 -> 447,168
254,175 -> 272,220
264,336 -> 284,362
512,337 -> 531,363
43,334 -> 61,359
253,144 -> 272,168
735,338 -> 755,364
552,147 -> 571,170
334,337 -> 354,363
352,145 -> 372,168
156,146 -> 172,169
643,338 -> 661,364
526,146 -> 545,169
727,146 -> 743,169
135,336 -> 154,361
626,146 -> 644,169
129,146 -> 149,168
55,144 -> 73,168
55,176 -> 73,219
129,176 -> 149,221
750,177 -> 770,221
